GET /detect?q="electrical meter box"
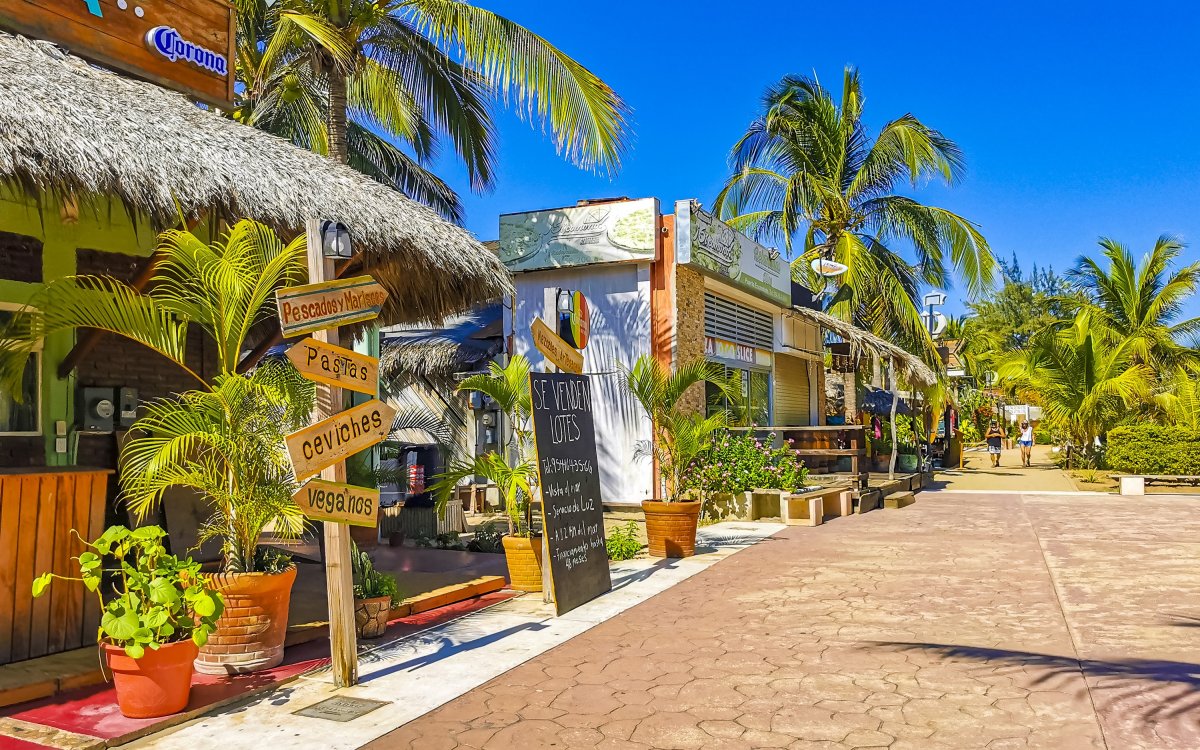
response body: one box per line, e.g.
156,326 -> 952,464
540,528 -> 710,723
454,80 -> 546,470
118,387 -> 139,428
79,387 -> 116,433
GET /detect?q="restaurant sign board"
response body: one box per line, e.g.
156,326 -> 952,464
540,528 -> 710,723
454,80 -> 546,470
531,317 -> 583,375
0,0 -> 236,108
275,276 -> 389,338
286,399 -> 397,481
674,200 -> 792,307
499,198 -> 658,272
293,479 -> 378,528
286,337 -> 379,396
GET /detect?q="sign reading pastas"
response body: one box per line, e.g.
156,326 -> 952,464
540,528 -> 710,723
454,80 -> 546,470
0,0 -> 235,108
529,372 -> 611,616
293,479 -> 378,527
531,318 -> 583,375
286,399 -> 397,481
286,338 -> 379,396
276,276 -> 389,338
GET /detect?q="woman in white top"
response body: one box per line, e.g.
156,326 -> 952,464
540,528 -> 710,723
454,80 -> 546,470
1018,421 -> 1035,467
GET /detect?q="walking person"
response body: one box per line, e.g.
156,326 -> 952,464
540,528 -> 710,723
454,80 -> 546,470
986,420 -> 1005,467
1018,421 -> 1035,467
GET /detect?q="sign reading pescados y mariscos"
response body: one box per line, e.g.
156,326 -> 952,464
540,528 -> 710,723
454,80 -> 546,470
286,399 -> 397,481
275,276 -> 390,338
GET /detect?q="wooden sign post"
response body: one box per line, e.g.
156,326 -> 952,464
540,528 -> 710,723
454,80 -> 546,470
528,371 -> 611,615
285,219 -> 393,688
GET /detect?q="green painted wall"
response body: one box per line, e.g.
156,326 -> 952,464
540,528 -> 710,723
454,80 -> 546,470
0,192 -> 156,465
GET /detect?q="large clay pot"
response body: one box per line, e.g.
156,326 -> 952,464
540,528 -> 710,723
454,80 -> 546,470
105,640 -> 198,719
355,595 -> 392,639
196,566 -> 296,675
502,535 -> 543,592
642,500 -> 701,558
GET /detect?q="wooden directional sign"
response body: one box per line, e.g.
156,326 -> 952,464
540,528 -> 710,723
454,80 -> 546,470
276,276 -> 389,338
532,317 -> 583,374
286,398 -> 397,481
293,479 -> 379,528
286,338 -> 379,396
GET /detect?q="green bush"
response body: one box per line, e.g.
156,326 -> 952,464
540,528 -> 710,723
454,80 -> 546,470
689,431 -> 809,494
1107,426 -> 1200,475
466,522 -> 504,553
606,521 -> 641,561
1034,428 -> 1053,445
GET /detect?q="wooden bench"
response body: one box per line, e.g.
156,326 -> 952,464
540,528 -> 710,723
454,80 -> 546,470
883,491 -> 916,509
1111,475 -> 1200,496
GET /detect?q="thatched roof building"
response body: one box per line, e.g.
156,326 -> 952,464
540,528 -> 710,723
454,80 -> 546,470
788,304 -> 938,387
0,34 -> 511,325
380,303 -> 503,388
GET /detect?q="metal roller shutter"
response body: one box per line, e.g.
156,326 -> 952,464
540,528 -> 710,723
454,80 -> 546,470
704,293 -> 773,350
775,354 -> 811,426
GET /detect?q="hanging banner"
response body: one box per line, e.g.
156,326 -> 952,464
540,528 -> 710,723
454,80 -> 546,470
286,399 -> 397,481
275,276 -> 389,338
529,372 -> 611,616
286,338 -> 379,396
0,0 -> 236,108
293,480 -> 378,527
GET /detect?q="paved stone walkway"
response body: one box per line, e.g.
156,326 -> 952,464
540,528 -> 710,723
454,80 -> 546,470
934,445 -> 1078,492
369,491 -> 1200,750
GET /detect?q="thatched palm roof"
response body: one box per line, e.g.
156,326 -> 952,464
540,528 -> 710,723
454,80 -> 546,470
380,303 -> 502,386
788,305 -> 938,387
0,34 -> 511,325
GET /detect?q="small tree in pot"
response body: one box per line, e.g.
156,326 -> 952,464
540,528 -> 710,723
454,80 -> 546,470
624,355 -> 732,558
2,220 -> 311,675
33,526 -> 223,718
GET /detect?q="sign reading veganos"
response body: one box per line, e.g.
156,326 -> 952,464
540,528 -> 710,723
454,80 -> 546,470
674,200 -> 792,307
293,479 -> 378,527
499,198 -> 658,272
0,0 -> 236,108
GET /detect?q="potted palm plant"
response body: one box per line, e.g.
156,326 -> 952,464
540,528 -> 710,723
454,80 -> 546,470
625,355 -> 732,558
2,220 -> 312,674
351,542 -> 400,638
32,526 -> 223,718
429,357 -> 542,591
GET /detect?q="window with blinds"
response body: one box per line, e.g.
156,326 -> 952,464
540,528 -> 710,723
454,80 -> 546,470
704,293 -> 774,350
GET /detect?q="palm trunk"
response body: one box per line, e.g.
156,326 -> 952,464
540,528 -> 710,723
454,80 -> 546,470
328,72 -> 349,164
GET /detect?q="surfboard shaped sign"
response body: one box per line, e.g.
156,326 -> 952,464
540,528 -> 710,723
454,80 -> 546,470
276,275 -> 390,338
286,399 -> 397,481
293,479 -> 379,527
286,338 -> 379,396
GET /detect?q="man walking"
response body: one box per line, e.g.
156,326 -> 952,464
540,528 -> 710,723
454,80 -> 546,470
986,420 -> 1005,467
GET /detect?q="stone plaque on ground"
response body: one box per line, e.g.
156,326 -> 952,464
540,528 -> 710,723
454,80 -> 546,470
529,371 -> 612,616
293,696 -> 390,722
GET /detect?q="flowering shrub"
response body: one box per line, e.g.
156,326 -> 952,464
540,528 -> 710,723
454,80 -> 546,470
688,430 -> 809,496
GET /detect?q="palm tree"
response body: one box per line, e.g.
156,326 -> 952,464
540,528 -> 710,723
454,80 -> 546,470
997,312 -> 1154,459
0,221 -> 314,572
714,68 -> 997,351
234,0 -> 629,221
457,355 -> 532,460
1067,236 -> 1200,370
623,355 -> 733,502
1153,366 -> 1200,430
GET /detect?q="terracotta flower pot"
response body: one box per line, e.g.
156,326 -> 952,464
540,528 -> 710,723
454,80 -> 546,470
502,535 -> 543,592
642,500 -> 701,558
104,640 -> 198,719
195,566 -> 296,675
355,595 -> 393,639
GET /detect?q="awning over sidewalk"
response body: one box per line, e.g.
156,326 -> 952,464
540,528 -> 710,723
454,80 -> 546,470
788,304 -> 938,387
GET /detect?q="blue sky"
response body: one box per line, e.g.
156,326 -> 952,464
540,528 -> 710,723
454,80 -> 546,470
433,1 -> 1200,317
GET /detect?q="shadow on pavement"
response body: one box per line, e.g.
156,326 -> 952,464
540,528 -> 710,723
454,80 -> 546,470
359,621 -> 551,682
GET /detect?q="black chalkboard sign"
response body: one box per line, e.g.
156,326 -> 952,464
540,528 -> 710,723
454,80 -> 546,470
529,372 -> 612,615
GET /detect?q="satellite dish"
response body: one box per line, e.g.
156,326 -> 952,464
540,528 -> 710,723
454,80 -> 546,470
810,257 -> 848,277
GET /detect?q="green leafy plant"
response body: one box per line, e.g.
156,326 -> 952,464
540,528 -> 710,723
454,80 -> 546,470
435,532 -> 466,551
32,525 -> 224,659
350,542 -> 400,604
1107,425 -> 1200,475
605,521 -> 641,561
466,522 -> 504,553
691,431 -> 810,496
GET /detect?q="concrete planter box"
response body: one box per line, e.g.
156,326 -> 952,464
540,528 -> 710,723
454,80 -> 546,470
704,491 -> 751,521
750,490 -> 784,520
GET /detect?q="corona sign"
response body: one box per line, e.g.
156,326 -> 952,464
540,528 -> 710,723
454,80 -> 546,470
558,290 -> 590,349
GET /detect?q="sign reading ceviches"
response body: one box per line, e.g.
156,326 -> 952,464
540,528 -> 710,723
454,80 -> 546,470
529,372 -> 611,616
0,0 -> 236,107
286,399 -> 397,481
